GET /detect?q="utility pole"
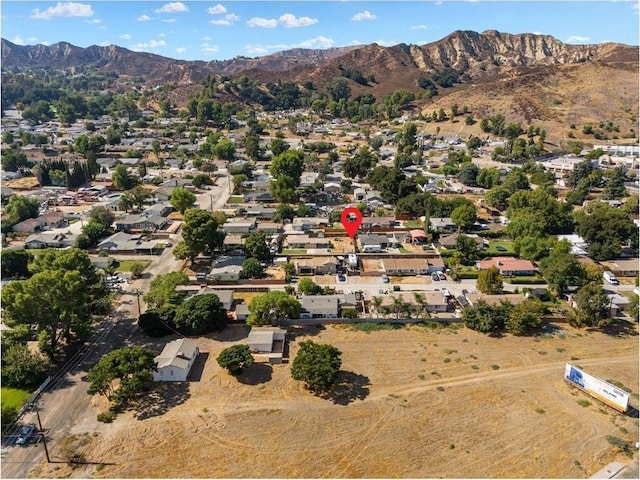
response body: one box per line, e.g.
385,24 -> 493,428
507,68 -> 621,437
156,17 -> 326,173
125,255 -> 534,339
134,289 -> 141,317
30,404 -> 50,463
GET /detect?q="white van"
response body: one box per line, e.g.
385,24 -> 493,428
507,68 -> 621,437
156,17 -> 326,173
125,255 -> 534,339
603,271 -> 619,285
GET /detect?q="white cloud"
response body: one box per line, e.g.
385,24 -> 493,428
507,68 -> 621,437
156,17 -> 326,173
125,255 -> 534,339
245,35 -> 334,55
11,35 -> 25,45
162,18 -> 177,23
209,13 -> 240,26
279,13 -> 318,28
86,18 -> 101,24
175,47 -> 187,53
411,24 -> 427,30
435,1 -> 443,5
130,39 -> 167,51
633,3 -> 639,14
374,39 -> 398,47
137,14 -> 151,21
349,40 -> 362,46
157,33 -> 166,38
27,37 -> 38,43
352,10 -> 376,22
201,42 -> 220,54
202,36 -> 212,41
246,17 -> 277,28
154,2 -> 188,14
566,35 -> 590,43
120,33 -> 132,40
31,2 -> 94,20
207,4 -> 227,15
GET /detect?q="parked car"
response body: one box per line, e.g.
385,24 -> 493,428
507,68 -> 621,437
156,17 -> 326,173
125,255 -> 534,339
164,242 -> 173,248
381,275 -> 390,283
432,273 -> 440,281
16,424 -> 36,446
437,271 -> 446,281
337,274 -> 347,282
496,246 -> 507,252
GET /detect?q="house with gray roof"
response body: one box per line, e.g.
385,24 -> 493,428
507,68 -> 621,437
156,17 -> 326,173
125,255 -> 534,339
153,338 -> 199,382
114,214 -> 168,233
208,255 -> 245,282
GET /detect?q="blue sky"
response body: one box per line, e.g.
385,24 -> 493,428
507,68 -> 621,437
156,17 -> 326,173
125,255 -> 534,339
2,1 -> 639,61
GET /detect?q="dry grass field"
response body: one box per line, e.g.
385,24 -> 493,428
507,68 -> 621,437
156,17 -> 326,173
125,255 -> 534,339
33,323 -> 638,479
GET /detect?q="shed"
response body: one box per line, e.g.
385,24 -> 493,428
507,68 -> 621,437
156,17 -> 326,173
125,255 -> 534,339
247,327 -> 287,364
153,338 -> 199,382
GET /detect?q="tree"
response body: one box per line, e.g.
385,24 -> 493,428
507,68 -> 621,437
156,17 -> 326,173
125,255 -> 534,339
137,305 -> 177,338
270,150 -> 305,185
247,291 -> 301,326
462,300 -> 511,335
192,174 -> 212,189
80,221 -> 108,247
4,195 -> 39,224
214,138 -> 236,160
111,164 -> 138,191
477,266 -> 503,294
88,206 -> 115,230
143,271 -> 189,309
243,231 -> 271,262
2,258 -> 101,357
570,282 -> 611,328
539,243 -> 585,296
574,203 -> 636,260
181,209 -> 224,260
506,300 -> 545,336
455,234 -> 480,265
170,187 -> 197,214
298,277 -> 323,295
173,293 -> 228,335
269,137 -> 290,156
291,340 -> 342,393
457,163 -> 479,186
270,175 -> 298,203
1,343 -> 50,389
129,262 -> 146,279
242,257 -> 264,279
86,346 -> 156,406
1,250 -> 32,279
273,203 -> 296,223
451,204 -> 477,231
217,345 -> 254,375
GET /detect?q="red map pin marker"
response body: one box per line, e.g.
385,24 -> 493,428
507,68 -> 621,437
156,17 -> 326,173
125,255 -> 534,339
341,207 -> 363,238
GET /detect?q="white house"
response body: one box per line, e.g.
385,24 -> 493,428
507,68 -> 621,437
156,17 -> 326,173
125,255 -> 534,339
153,339 -> 199,382
247,327 -> 287,364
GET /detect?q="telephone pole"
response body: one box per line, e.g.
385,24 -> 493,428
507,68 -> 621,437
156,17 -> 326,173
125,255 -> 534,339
29,403 -> 50,463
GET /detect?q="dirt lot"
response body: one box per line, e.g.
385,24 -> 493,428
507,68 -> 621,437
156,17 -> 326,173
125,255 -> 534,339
34,324 -> 638,479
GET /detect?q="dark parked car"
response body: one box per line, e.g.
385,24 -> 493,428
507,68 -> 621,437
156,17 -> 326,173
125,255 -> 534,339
16,424 -> 36,445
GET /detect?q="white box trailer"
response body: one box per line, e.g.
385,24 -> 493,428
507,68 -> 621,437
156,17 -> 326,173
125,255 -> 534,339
603,271 -> 619,285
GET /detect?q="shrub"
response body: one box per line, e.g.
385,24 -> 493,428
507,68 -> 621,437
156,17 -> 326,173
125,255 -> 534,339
577,399 -> 591,407
97,411 -> 116,423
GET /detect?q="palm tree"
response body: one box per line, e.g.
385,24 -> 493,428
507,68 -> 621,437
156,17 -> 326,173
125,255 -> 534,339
371,296 -> 383,318
413,292 -> 430,319
391,295 -> 405,321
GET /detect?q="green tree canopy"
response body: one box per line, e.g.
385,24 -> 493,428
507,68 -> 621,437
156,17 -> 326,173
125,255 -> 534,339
451,204 -> 477,231
88,206 -> 115,230
242,257 -> 265,279
86,346 -> 156,407
247,291 -> 301,326
217,344 -> 254,375
506,300 -> 545,336
291,340 -> 342,393
173,293 -> 227,335
477,266 -> 503,295
170,187 -> 197,214
243,231 -> 272,262
143,271 -> 189,309
270,150 -> 305,185
462,300 -> 512,335
181,209 -> 224,261
574,202 -> 637,260
4,195 -> 39,224
570,282 -> 611,328
297,277 -> 323,295
1,343 -> 50,389
111,164 -> 138,191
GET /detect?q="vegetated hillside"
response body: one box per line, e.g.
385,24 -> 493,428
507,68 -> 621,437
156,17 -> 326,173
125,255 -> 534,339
0,38 -> 360,83
413,60 -> 639,148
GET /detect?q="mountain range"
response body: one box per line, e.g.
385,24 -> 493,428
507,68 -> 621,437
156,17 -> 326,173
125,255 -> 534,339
2,30 -> 638,145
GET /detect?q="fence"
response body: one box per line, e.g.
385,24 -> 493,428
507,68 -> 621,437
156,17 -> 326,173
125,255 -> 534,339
276,316 -> 463,327
16,376 -> 51,418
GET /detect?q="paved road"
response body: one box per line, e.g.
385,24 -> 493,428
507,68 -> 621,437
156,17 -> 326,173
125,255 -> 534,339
0,175 -> 231,479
